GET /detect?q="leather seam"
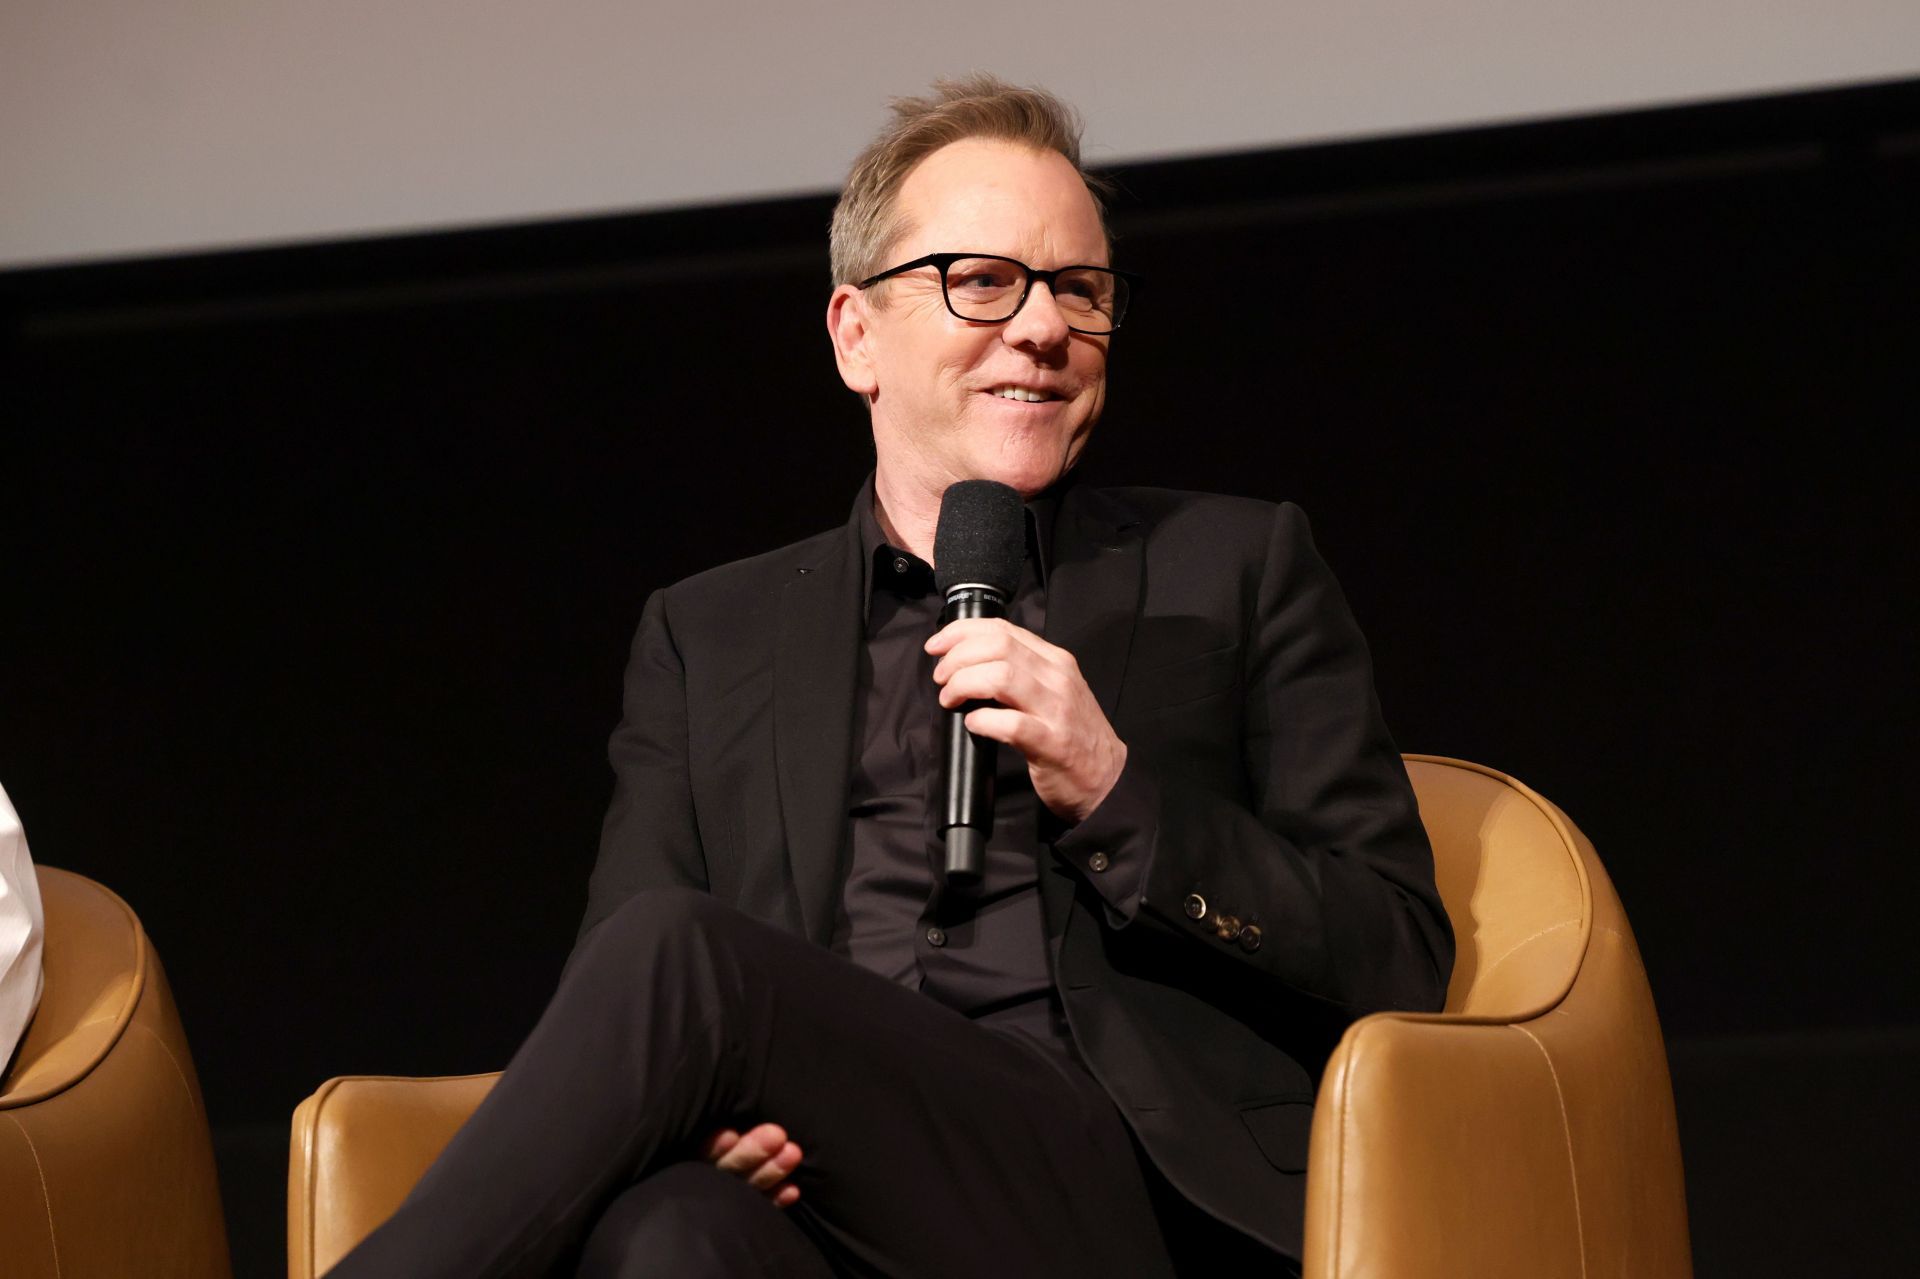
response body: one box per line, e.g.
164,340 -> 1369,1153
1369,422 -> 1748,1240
130,1019 -> 195,1108
1478,919 -> 1579,989
4,1110 -> 61,1276
1514,1023 -> 1587,1279
1330,1022 -> 1363,1277
301,1078 -> 346,1279
1593,925 -> 1645,976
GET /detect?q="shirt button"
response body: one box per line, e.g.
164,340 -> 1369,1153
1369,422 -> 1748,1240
1088,851 -> 1111,873
925,926 -> 946,947
892,555 -> 912,575
1183,893 -> 1207,920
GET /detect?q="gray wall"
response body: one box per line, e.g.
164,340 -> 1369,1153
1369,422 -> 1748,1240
4,0 -> 1919,268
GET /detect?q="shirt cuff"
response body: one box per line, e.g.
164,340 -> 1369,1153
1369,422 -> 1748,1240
1049,755 -> 1159,927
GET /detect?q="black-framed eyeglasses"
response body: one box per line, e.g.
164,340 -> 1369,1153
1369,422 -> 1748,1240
857,252 -> 1139,334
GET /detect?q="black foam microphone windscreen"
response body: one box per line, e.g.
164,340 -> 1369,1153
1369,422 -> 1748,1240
934,481 -> 1025,600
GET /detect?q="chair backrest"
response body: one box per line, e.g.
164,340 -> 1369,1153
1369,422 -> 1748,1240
1,866 -> 143,1103
1,868 -> 232,1277
1405,754 -> 1589,1019
1304,756 -> 1692,1279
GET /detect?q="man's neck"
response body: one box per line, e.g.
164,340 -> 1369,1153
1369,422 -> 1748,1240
871,468 -> 943,563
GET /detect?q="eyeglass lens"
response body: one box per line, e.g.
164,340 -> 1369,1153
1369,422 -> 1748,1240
942,257 -> 1126,332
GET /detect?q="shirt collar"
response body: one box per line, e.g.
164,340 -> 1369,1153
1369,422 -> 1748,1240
854,472 -> 1063,616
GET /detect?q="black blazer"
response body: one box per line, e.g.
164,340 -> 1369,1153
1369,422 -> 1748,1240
577,481 -> 1453,1258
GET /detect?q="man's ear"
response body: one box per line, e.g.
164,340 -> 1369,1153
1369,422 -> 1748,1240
826,284 -> 879,398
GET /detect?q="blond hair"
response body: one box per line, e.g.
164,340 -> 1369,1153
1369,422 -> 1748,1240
829,74 -> 1111,286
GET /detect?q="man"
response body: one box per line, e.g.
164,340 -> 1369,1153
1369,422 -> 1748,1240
331,77 -> 1451,1277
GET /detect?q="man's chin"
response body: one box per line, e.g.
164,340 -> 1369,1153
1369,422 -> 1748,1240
964,453 -> 1080,500
954,431 -> 1090,499
876,424 -> 1090,502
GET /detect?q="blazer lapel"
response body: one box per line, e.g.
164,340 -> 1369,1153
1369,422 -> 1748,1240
773,512 -> 864,945
1040,486 -> 1144,931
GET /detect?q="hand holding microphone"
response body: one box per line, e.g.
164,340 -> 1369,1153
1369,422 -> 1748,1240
927,481 -> 1128,885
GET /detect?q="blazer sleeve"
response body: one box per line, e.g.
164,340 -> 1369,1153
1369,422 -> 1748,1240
1053,502 -> 1454,1017
573,588 -> 710,950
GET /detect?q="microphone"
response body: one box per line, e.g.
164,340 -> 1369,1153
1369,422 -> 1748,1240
933,480 -> 1026,885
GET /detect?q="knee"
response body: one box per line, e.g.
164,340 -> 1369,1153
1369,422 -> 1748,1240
578,887 -> 735,968
613,885 -> 722,930
575,1163 -> 793,1278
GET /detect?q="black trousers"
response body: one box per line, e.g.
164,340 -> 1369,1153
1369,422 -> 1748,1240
327,888 -> 1295,1278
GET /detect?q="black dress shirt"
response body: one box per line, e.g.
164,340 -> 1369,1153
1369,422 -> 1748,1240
827,484 -> 1081,1059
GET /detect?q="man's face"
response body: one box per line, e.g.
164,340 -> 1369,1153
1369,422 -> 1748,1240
829,138 -> 1111,500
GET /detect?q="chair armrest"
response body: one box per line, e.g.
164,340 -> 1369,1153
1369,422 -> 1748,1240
1305,917 -> 1691,1278
288,1072 -> 500,1279
1305,1014 -> 1589,1278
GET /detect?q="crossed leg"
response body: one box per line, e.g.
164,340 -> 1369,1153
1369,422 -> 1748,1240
325,887 -> 1182,1278
573,1163 -> 835,1278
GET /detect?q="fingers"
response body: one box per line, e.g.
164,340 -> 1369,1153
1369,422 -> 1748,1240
745,1141 -> 802,1191
926,615 -> 1124,823
937,659 -> 1050,712
929,622 -> 1075,712
709,1123 -> 786,1175
959,705 -> 1038,750
701,1123 -> 805,1206
926,617 -> 1058,666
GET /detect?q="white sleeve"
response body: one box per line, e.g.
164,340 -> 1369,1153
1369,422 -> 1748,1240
0,783 -> 46,1068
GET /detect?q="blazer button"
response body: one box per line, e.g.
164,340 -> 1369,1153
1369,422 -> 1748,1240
1183,893 -> 1208,920
1211,912 -> 1243,941
1088,851 -> 1111,873
925,926 -> 946,948
1237,925 -> 1263,954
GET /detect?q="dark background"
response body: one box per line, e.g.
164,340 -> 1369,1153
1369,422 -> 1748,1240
2,79 -> 1915,1276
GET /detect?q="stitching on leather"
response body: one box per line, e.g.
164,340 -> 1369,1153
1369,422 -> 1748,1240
4,1110 -> 62,1276
303,1078 -> 344,1279
1515,1024 -> 1586,1279
1331,1024 -> 1362,1277
1478,920 -> 1578,990
130,1020 -> 196,1105
1592,925 -> 1648,978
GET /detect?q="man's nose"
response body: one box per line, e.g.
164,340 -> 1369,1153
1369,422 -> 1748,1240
1002,280 -> 1072,349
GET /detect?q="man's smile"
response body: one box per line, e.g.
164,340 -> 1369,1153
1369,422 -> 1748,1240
984,384 -> 1063,403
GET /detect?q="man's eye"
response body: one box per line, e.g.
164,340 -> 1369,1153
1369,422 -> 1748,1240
1056,273 -> 1111,305
948,263 -> 1019,293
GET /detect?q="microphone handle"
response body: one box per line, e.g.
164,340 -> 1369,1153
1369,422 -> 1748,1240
939,586 -> 1005,884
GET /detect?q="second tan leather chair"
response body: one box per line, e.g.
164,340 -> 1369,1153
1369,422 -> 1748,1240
1301,756 -> 1691,1277
1,867 -> 232,1278
289,756 -> 1691,1278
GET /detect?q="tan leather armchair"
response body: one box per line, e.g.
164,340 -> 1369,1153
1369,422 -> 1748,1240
1302,756 -> 1691,1277
288,756 -> 1691,1278
1,867 -> 232,1278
